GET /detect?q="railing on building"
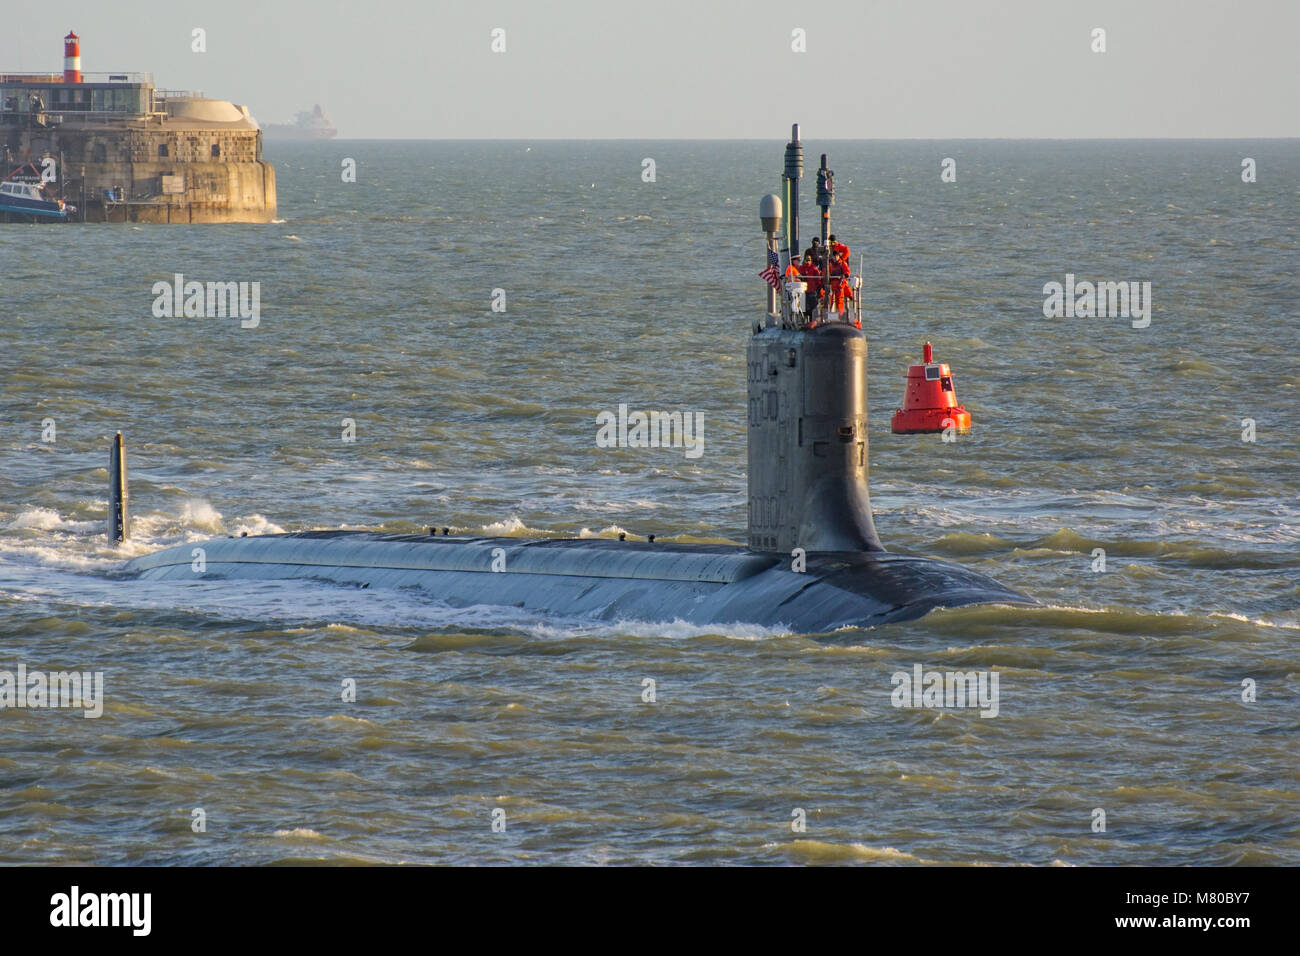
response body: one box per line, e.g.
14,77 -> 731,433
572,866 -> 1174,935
6,109 -> 162,126
0,73 -> 64,84
82,72 -> 155,85
0,72 -> 155,85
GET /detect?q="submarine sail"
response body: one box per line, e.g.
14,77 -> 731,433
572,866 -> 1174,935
123,126 -> 1032,631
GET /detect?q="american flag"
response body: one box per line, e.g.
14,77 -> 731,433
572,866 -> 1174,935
759,248 -> 780,288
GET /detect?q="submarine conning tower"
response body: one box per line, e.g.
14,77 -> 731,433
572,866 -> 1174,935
748,124 -> 882,555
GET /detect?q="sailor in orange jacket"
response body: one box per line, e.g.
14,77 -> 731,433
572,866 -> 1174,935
798,250 -> 824,308
829,249 -> 853,312
829,234 -> 850,266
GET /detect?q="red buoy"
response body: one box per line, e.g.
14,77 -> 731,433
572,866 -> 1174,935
890,341 -> 972,434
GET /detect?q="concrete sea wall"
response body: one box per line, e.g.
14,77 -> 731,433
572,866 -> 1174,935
4,124 -> 276,223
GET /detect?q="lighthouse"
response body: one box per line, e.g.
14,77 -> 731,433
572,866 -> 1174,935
63,31 -> 81,83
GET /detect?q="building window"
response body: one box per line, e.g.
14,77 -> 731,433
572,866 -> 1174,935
93,144 -> 107,162
211,144 -> 220,158
158,144 -> 169,158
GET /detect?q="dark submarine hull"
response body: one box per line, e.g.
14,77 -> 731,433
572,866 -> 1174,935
124,532 -> 1031,632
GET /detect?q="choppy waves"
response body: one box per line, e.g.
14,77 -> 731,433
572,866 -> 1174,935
2,140 -> 1296,864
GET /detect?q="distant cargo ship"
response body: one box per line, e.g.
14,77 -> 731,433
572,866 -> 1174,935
263,104 -> 337,140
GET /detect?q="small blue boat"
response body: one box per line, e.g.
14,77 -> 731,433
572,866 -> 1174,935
0,170 -> 73,220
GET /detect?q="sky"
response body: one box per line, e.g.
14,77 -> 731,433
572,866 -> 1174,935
2,0 -> 1297,138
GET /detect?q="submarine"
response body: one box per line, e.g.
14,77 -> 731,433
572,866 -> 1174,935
123,125 -> 1032,631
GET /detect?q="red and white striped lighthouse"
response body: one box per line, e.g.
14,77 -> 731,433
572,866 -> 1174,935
63,31 -> 81,83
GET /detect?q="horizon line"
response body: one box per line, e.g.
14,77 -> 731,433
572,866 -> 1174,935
276,136 -> 1300,142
